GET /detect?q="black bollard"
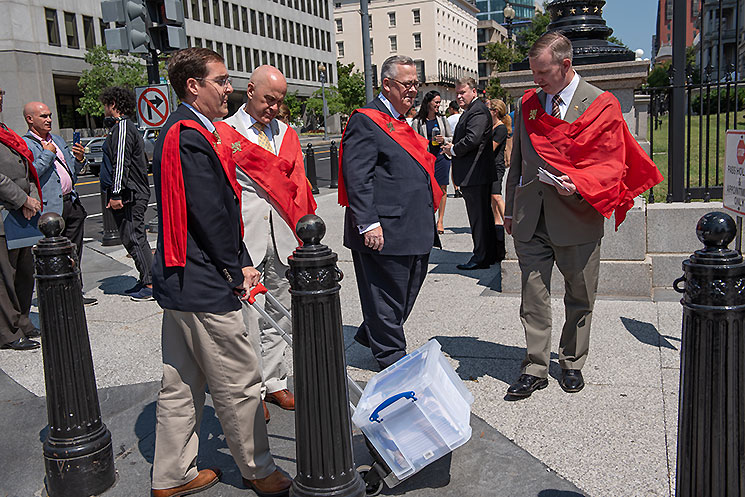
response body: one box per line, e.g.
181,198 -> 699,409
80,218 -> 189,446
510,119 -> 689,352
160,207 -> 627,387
329,140 -> 339,189
34,212 -> 116,497
673,211 -> 745,496
100,190 -> 121,246
305,143 -> 320,195
287,214 -> 365,497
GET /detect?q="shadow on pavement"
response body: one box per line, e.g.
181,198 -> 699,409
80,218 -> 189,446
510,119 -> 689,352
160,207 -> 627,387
620,316 -> 678,350
538,491 -> 586,497
98,274 -> 139,295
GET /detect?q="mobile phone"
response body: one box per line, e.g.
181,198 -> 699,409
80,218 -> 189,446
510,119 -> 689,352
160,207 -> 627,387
73,131 -> 81,145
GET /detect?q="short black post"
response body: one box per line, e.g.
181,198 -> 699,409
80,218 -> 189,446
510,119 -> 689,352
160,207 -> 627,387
305,143 -> 320,195
329,140 -> 339,189
33,213 -> 116,497
287,215 -> 365,497
674,211 -> 745,496
100,191 -> 121,246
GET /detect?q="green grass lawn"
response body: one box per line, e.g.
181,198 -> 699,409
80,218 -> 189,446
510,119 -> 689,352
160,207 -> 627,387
648,111 -> 742,203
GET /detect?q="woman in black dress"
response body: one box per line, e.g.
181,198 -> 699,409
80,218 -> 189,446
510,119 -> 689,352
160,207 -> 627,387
412,90 -> 453,234
488,99 -> 511,261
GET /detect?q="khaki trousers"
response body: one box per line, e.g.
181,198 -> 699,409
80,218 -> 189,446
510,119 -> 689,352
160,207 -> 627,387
513,211 -> 601,378
152,308 -> 276,490
241,224 -> 291,396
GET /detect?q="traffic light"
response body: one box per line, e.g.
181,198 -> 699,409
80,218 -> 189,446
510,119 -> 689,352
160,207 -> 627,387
146,0 -> 186,52
101,0 -> 150,53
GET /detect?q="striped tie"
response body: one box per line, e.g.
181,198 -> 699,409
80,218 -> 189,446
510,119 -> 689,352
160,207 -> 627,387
254,122 -> 274,153
551,95 -> 563,119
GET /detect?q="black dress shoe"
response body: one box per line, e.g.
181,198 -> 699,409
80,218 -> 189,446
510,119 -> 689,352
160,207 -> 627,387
25,328 -> 41,339
560,369 -> 585,393
507,374 -> 548,398
1,337 -> 40,350
456,259 -> 490,270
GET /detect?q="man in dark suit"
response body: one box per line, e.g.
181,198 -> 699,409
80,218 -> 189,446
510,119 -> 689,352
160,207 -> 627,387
443,77 -> 497,270
340,55 -> 439,370
150,48 -> 290,497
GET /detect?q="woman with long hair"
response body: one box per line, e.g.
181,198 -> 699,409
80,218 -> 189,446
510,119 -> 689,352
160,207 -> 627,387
412,90 -> 452,234
488,98 -> 511,261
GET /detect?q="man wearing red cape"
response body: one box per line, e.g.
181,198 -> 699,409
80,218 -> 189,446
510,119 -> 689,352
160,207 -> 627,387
504,32 -> 663,398
219,65 -> 316,422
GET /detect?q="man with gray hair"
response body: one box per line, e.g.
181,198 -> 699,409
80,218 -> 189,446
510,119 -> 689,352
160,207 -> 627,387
339,55 -> 441,370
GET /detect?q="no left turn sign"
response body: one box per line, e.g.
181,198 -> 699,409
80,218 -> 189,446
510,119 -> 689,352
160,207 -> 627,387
135,85 -> 174,129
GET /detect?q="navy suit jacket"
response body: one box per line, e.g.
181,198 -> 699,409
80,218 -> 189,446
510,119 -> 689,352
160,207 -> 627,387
151,105 -> 252,313
451,98 -> 494,186
341,97 -> 435,256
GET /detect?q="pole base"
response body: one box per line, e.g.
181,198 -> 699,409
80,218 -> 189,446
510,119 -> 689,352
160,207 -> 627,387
291,472 -> 367,497
101,233 -> 122,246
44,438 -> 116,497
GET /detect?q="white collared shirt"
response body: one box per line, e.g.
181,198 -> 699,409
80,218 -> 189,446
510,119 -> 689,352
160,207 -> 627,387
236,106 -> 279,155
378,93 -> 404,120
545,72 -> 580,120
181,103 -> 216,133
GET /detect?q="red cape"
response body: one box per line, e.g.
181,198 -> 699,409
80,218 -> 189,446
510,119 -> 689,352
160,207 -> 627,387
521,89 -> 663,229
214,122 -> 316,241
160,120 -> 241,267
0,125 -> 42,204
338,108 -> 441,210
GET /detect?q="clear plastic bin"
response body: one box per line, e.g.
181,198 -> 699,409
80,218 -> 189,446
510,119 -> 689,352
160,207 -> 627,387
352,339 -> 474,480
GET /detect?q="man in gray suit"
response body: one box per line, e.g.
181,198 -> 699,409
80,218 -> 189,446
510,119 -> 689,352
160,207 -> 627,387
504,32 -> 605,398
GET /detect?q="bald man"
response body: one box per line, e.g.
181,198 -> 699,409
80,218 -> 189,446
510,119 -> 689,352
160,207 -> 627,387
22,102 -> 96,306
218,65 -> 315,421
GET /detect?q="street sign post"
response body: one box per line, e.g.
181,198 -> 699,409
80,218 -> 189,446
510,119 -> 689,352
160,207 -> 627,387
723,130 -> 745,251
135,84 -> 174,129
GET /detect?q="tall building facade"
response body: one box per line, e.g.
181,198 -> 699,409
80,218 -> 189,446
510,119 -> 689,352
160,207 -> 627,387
473,0 -> 534,24
0,0 -> 336,135
333,0 -> 479,106
477,19 -> 507,89
653,0 -> 700,63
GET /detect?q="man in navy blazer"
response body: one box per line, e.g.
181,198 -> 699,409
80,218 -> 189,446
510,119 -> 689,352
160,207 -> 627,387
341,55 -> 435,370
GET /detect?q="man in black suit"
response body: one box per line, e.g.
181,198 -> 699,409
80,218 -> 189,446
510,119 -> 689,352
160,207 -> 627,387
150,48 -> 290,497
443,77 -> 497,270
340,55 -> 439,370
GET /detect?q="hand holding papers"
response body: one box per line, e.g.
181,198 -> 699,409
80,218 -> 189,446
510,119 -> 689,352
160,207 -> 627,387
538,167 -> 576,195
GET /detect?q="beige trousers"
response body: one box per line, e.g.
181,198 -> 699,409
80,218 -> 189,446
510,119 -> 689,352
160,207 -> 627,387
513,211 -> 601,378
151,308 -> 276,490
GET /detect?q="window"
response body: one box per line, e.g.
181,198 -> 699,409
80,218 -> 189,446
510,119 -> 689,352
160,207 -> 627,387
413,9 -> 420,24
184,0 -> 189,18
186,35 -> 191,46
212,0 -> 220,25
335,2 -> 341,8
369,37 -> 373,54
236,46 -> 243,71
369,16 -> 372,29
291,56 -> 297,78
289,20 -> 296,43
241,7 -> 248,32
99,19 -> 107,47
215,41 -> 224,58
259,12 -> 265,36
305,59 -> 310,80
232,4 -> 239,30
194,37 -> 203,47
413,32 -> 421,49
191,0 -> 200,21
64,12 -> 79,48
282,19 -> 288,41
262,50 -> 268,65
275,17 -> 281,41
245,47 -> 252,72
315,27 -> 320,49
253,49 -> 260,70
276,53 -> 282,73
267,14 -> 273,38
270,52 -> 275,66
326,31 -> 330,52
371,64 -> 378,87
82,16 -> 95,49
285,55 -> 290,75
388,11 -> 395,27
389,35 -> 396,51
222,1 -> 230,28
335,18 -> 342,33
226,43 -> 234,69
205,39 -> 213,50
202,0 -> 210,23
303,25 -> 308,46
250,9 -> 257,34
337,41 -> 344,57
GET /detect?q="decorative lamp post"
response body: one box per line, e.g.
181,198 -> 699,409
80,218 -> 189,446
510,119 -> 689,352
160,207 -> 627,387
503,3 -> 515,49
319,63 -> 329,141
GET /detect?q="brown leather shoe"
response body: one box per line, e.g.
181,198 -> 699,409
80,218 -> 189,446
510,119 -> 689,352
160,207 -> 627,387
265,389 -> 295,410
152,468 -> 221,497
263,400 -> 270,423
242,469 -> 292,497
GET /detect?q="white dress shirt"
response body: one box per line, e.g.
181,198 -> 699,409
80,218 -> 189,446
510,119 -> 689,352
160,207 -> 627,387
544,72 -> 580,120
235,106 -> 280,154
181,103 -> 215,132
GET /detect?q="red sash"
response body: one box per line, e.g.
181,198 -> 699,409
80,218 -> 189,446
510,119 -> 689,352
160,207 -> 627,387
0,125 -> 42,204
214,122 -> 316,240
160,120 -> 241,267
521,89 -> 663,228
338,108 -> 441,210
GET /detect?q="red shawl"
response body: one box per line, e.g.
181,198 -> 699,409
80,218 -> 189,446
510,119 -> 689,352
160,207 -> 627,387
338,108 -> 441,210
0,125 -> 42,204
214,122 -> 316,241
521,89 -> 663,228
160,120 -> 241,267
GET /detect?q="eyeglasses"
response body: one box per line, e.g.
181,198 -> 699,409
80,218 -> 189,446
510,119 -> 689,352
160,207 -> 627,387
196,76 -> 233,88
389,78 -> 421,91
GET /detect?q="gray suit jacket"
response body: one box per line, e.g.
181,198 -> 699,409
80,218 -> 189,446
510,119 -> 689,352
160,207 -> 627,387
505,77 -> 605,247
0,142 -> 40,237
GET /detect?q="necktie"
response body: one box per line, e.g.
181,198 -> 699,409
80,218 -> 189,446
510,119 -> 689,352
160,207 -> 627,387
212,129 -> 221,144
551,95 -> 563,119
253,122 -> 274,153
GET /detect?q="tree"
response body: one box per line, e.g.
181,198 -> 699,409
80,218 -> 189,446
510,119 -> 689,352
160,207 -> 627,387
648,61 -> 671,87
77,46 -> 147,118
607,35 -> 627,49
283,91 -> 304,123
305,61 -> 366,122
482,42 -> 520,72
485,77 -> 508,100
515,11 -> 551,59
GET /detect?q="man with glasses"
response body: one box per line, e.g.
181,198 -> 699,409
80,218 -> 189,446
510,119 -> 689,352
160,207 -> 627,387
100,86 -> 154,301
339,55 -> 441,370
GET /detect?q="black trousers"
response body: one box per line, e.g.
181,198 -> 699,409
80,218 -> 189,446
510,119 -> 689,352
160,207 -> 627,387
0,239 -> 35,345
111,192 -> 153,285
62,196 -> 87,264
352,250 -> 429,369
461,183 -> 498,264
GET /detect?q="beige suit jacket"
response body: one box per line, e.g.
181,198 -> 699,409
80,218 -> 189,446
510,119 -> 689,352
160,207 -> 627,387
223,111 -> 297,264
505,77 -> 606,247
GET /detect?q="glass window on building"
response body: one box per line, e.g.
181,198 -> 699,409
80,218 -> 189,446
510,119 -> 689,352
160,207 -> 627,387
245,47 -> 252,72
370,37 -> 373,54
270,52 -> 275,66
262,50 -> 268,65
99,19 -> 107,47
206,39 -> 213,50
241,7 -> 248,32
82,16 -> 95,49
191,0 -> 200,21
335,18 -> 342,33
369,15 -> 372,29
337,41 -> 344,57
276,53 -> 282,73
413,32 -> 421,50
282,19 -> 288,41
302,24 -> 308,46
414,60 -> 424,81
251,9 -> 257,34
226,43 -> 234,69
275,17 -> 281,41
388,11 -> 396,27
186,35 -> 191,46
389,35 -> 397,52
296,22 -> 302,44
184,0 -> 189,18
371,64 -> 378,87
291,56 -> 297,79
212,0 -> 220,25
194,37 -> 203,47
315,28 -> 320,49
222,1 -> 230,28
259,12 -> 265,36
64,12 -> 79,49
284,55 -> 290,76
254,49 -> 261,70
236,46 -> 243,72
289,20 -> 295,43
267,14 -> 274,38
216,41 -> 224,58
313,0 -> 318,17
335,2 -> 341,8
232,4 -> 239,30
305,59 -> 311,80
202,0 -> 210,24
413,9 -> 420,24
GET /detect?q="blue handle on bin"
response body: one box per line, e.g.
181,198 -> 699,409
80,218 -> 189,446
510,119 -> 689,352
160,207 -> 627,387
369,391 -> 417,423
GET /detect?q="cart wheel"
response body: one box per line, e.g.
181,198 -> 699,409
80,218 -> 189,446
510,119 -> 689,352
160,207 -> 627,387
356,464 -> 384,496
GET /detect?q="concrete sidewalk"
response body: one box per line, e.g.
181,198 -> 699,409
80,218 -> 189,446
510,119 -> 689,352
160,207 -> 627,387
0,187 -> 684,497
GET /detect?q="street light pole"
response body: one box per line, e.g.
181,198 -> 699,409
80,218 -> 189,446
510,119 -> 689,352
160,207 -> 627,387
319,64 -> 329,141
504,4 -> 515,50
360,0 -> 374,102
